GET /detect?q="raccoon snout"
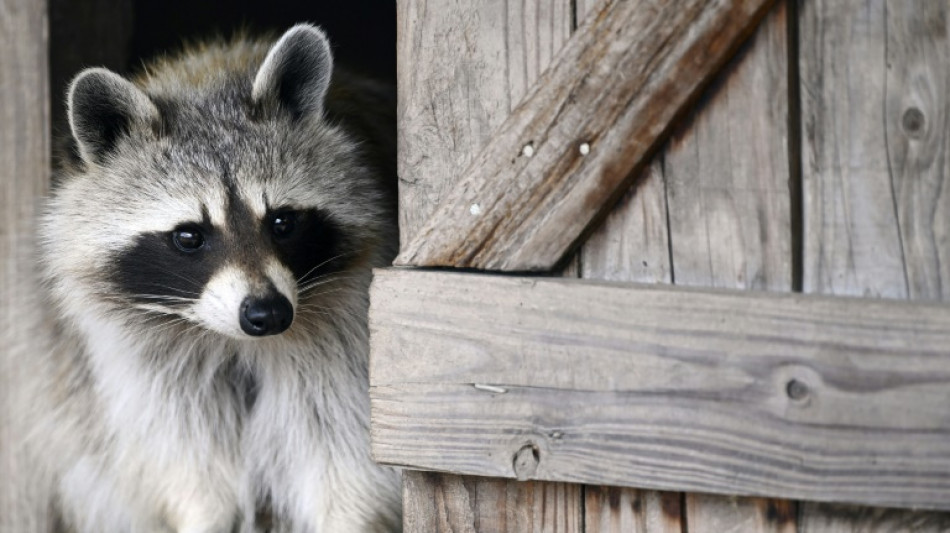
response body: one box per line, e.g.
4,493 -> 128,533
239,294 -> 294,336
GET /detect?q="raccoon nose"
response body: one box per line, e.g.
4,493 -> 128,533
240,294 -> 294,336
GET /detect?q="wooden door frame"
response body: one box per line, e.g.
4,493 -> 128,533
371,0 -> 950,513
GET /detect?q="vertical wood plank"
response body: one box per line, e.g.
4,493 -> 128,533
397,2 -> 580,530
665,2 -> 792,292
686,495 -> 796,533
0,0 -> 51,530
883,1 -> 950,301
403,471 -> 582,533
581,162 -> 672,284
662,1 -> 798,531
800,0 -> 950,529
396,0 -> 571,248
584,487 -> 682,533
573,0 -> 679,529
799,0 -> 906,298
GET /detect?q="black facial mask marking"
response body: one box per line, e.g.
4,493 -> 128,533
110,201 -> 348,309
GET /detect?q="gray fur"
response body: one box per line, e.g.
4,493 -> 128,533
10,24 -> 400,532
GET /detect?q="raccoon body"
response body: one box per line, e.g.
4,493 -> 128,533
19,25 -> 400,532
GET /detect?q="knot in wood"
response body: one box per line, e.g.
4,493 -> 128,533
902,107 -> 925,137
786,378 -> 809,401
513,443 -> 540,480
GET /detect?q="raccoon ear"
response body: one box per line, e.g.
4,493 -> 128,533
67,68 -> 159,165
252,24 -> 333,120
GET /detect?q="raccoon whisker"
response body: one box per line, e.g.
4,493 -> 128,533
147,270 -> 206,292
134,282 -> 202,297
295,251 -> 359,284
130,294 -> 195,301
297,275 -> 362,295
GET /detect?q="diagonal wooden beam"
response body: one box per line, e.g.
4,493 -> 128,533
396,0 -> 777,271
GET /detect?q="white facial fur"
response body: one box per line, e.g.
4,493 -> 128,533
191,259 -> 297,339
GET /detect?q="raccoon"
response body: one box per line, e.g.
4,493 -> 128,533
15,24 -> 400,532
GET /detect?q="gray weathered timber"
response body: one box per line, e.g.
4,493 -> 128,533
369,269 -> 950,510
0,0 -> 50,530
396,2 -> 581,530
573,0 -> 676,523
665,3 -> 791,292
581,161 -> 671,284
883,1 -> 950,301
800,0 -> 906,298
798,502 -> 950,532
580,160 -> 677,533
799,0 -> 950,528
662,2 -> 797,528
685,495 -> 796,533
395,0 -> 776,271
403,471 -> 582,533
584,488 -> 682,533
396,0 -> 572,248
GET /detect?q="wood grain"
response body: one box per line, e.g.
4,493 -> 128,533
403,471 -> 582,533
800,0 -> 906,298
685,495 -> 796,533
395,0 -> 776,271
660,2 -> 797,529
573,0 -> 677,527
580,161 -> 671,284
584,487 -> 682,533
883,0 -> 950,301
665,3 -> 791,292
396,2 -> 581,530
369,269 -> 950,510
396,0 -> 572,248
0,0 -> 51,530
799,0 -> 950,528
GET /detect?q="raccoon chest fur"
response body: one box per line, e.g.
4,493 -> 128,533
25,24 -> 401,533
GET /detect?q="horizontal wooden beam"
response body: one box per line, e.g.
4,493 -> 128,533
369,269 -> 950,510
395,0 -> 776,271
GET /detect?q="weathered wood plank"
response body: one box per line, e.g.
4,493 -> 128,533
396,0 -> 572,248
800,0 -> 906,298
573,0 -> 678,525
395,0 -> 776,271
0,0 -> 51,530
883,0 -> 950,301
685,495 -> 796,533
581,161 -> 671,284
661,1 -> 797,528
580,160 -> 676,533
403,471 -> 582,533
799,0 -> 950,528
584,487 -> 682,533
798,502 -> 950,532
397,3 -> 580,530
369,269 -> 950,510
665,3 -> 791,291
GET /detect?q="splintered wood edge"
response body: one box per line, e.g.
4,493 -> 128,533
395,0 -> 777,271
368,268 -> 950,511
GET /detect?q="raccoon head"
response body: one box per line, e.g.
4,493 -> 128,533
45,25 -> 389,341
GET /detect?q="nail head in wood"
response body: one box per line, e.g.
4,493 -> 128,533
521,143 -> 535,157
579,142 -> 591,155
469,203 -> 482,216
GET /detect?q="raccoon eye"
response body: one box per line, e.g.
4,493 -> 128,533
172,227 -> 205,252
271,212 -> 296,238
